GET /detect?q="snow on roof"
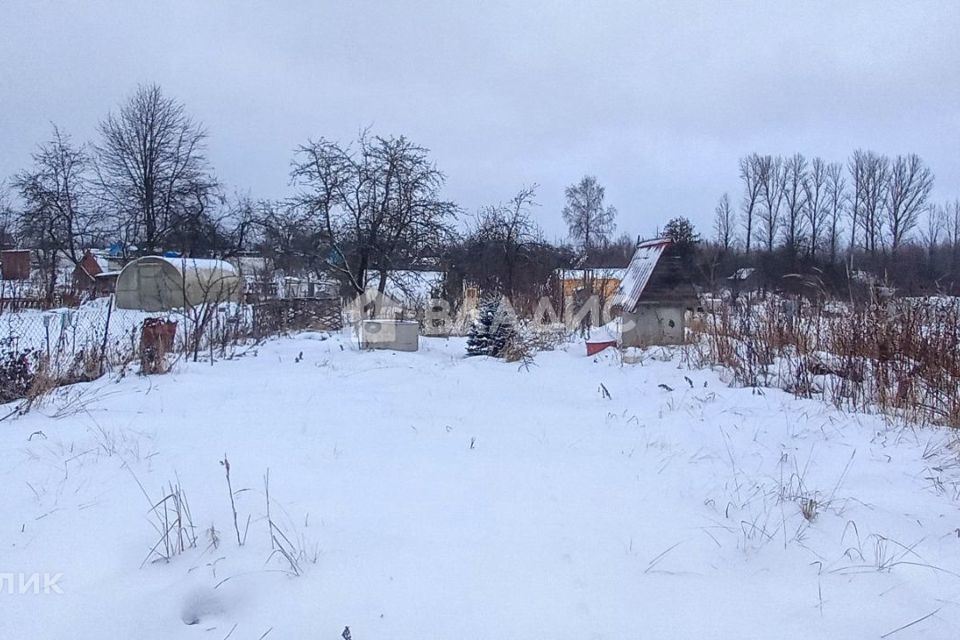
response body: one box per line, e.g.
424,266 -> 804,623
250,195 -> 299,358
229,255 -> 270,273
92,255 -> 111,272
556,268 -> 628,281
158,256 -> 238,274
71,251 -> 109,280
612,238 -> 671,309
728,267 -> 755,281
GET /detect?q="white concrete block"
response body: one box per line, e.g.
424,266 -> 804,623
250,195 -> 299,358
361,320 -> 420,352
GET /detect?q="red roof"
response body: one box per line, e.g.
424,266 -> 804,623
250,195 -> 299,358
76,251 -> 104,279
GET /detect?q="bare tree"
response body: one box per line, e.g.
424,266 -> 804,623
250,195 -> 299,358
154,191 -> 255,260
943,199 -> 960,280
847,152 -> 862,252
290,130 -> 457,295
471,185 -> 541,300
781,153 -> 808,260
585,232 -> 634,267
257,200 -> 324,277
13,126 -> 97,262
714,192 -> 735,252
824,162 -> 846,263
0,182 -> 19,249
848,150 -> 889,256
12,126 -> 100,300
757,155 -> 786,253
218,195 -> 260,258
802,157 -> 829,260
922,203 -> 945,278
561,175 -> 617,256
738,154 -> 763,255
96,84 -> 218,254
885,153 -> 934,254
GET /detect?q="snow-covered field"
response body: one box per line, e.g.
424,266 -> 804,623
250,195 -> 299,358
2,333 -> 960,638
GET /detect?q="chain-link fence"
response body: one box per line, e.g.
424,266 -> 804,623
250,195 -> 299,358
0,295 -> 343,406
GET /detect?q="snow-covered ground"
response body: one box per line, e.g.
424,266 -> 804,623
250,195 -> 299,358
2,333 -> 960,638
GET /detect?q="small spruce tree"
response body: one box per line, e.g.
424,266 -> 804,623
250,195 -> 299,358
466,298 -> 514,357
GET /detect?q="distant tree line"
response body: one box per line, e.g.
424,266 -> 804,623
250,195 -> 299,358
2,84 -> 637,305
708,151 -> 960,294
8,83 -> 955,306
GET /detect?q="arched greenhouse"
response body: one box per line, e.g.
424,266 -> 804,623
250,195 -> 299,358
115,256 -> 242,311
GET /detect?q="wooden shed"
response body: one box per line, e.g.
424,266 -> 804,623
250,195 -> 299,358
726,267 -> 759,301
115,256 -> 242,311
73,251 -> 109,291
613,238 -> 697,346
1,250 -> 31,281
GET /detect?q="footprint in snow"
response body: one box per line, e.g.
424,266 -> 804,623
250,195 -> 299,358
179,585 -> 223,625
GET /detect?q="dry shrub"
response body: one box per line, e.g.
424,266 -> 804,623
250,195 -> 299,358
502,323 -> 570,364
0,341 -> 39,404
685,314 -> 709,335
23,357 -> 59,405
694,296 -> 960,428
502,331 -> 533,364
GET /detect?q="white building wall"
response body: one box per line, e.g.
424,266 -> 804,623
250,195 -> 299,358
620,304 -> 685,347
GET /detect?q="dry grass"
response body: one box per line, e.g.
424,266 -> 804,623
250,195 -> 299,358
136,477 -> 198,567
693,295 -> 960,428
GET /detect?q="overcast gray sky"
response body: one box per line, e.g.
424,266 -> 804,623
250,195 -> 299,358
2,1 -> 959,242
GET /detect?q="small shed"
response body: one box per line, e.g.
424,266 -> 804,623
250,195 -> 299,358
95,271 -> 120,295
1,249 -> 31,281
726,267 -> 758,301
116,256 -> 242,311
73,251 -> 111,291
613,238 -> 697,347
